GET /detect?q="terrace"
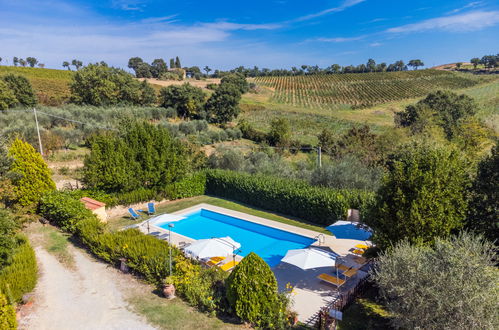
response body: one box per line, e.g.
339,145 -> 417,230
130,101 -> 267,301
115,197 -> 373,324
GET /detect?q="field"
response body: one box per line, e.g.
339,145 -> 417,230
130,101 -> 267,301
0,66 -> 73,105
254,70 -> 491,109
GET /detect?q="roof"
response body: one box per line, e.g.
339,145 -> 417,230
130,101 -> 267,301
80,197 -> 106,210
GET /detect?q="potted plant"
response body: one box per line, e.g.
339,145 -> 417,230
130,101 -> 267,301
162,276 -> 176,299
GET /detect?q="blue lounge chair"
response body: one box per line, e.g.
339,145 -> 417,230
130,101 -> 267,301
147,202 -> 156,215
128,208 -> 141,220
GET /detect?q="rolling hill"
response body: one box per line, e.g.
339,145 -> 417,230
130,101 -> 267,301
253,69 -> 493,110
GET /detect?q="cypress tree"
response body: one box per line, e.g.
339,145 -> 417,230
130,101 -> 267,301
175,56 -> 181,69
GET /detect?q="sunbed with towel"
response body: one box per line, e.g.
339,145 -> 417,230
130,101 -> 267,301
317,273 -> 346,288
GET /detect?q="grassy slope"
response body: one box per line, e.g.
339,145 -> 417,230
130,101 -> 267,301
0,66 -> 73,105
243,75 -> 499,143
107,195 -> 332,235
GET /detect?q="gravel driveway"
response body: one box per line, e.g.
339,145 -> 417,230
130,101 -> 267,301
19,247 -> 156,330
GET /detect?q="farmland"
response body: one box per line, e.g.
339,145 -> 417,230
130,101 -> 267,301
254,69 -> 492,109
0,66 -> 73,105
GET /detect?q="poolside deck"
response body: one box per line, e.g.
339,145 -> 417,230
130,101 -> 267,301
136,203 -> 372,323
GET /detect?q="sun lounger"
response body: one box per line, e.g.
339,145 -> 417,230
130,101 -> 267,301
128,208 -> 141,220
206,256 -> 226,267
342,268 -> 358,278
147,202 -> 156,215
352,249 -> 364,255
354,243 -> 369,250
318,273 -> 346,288
220,260 -> 239,272
353,255 -> 368,265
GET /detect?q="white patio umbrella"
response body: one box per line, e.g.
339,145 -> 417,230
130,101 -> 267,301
184,236 -> 241,259
148,213 -> 186,225
281,248 -> 338,270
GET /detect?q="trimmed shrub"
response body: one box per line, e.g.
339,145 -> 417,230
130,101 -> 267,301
39,191 -> 97,232
0,237 -> 37,303
165,172 -> 206,200
0,292 -> 16,329
226,252 -> 286,328
205,170 -> 374,225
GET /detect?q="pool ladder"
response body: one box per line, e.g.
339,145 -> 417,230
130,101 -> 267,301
314,234 -> 325,246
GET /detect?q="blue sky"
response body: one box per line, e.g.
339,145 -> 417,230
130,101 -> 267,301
0,0 -> 498,70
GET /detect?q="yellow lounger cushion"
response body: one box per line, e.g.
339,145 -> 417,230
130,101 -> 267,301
206,256 -> 225,266
352,249 -> 364,255
220,260 -> 239,271
336,264 -> 351,272
354,243 -> 369,250
318,273 -> 346,287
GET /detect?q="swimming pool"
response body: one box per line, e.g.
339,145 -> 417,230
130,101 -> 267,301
157,208 -> 316,267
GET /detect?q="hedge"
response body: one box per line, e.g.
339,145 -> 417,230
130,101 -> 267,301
165,172 -> 206,200
39,191 -> 97,232
205,169 -> 374,225
0,237 -> 37,303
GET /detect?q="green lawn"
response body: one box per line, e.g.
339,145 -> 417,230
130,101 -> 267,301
338,287 -> 392,330
25,222 -> 74,267
126,289 -> 240,330
108,195 -> 332,235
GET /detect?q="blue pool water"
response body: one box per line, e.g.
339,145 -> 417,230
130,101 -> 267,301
157,209 -> 316,267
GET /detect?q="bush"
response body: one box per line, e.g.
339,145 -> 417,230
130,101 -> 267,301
165,172 -> 206,200
113,188 -> 160,206
205,170 -> 374,225
373,232 -> 499,329
171,255 -> 227,314
0,292 -> 16,329
205,83 -> 241,124
0,237 -> 37,303
2,74 -> 37,107
226,252 -> 287,328
0,80 -> 18,110
39,191 -> 97,232
0,210 -> 18,270
8,138 -> 56,208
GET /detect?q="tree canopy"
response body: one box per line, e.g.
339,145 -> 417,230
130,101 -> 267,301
367,142 -> 470,248
204,83 -> 242,123
8,138 -> 55,208
2,74 -> 37,107
466,144 -> 499,242
69,63 -> 156,106
373,232 -> 499,329
83,120 -> 189,193
159,83 -> 205,119
396,90 -> 476,139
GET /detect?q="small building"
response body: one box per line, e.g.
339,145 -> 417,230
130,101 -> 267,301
80,197 -> 107,222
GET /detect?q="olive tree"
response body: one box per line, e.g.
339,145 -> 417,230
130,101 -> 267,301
373,232 -> 499,329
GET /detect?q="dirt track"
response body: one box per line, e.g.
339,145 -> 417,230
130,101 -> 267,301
19,247 -> 155,330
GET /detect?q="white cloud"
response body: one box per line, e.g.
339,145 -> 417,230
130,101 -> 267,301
447,1 -> 483,15
314,36 -> 364,42
202,21 -> 283,31
369,42 -> 382,47
293,0 -> 366,22
387,10 -> 499,33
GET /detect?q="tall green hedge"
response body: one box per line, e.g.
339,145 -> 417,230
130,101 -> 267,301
205,170 -> 374,225
0,237 -> 37,303
165,172 -> 206,200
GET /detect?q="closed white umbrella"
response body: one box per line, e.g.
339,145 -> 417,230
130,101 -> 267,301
184,236 -> 241,259
281,248 -> 338,270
